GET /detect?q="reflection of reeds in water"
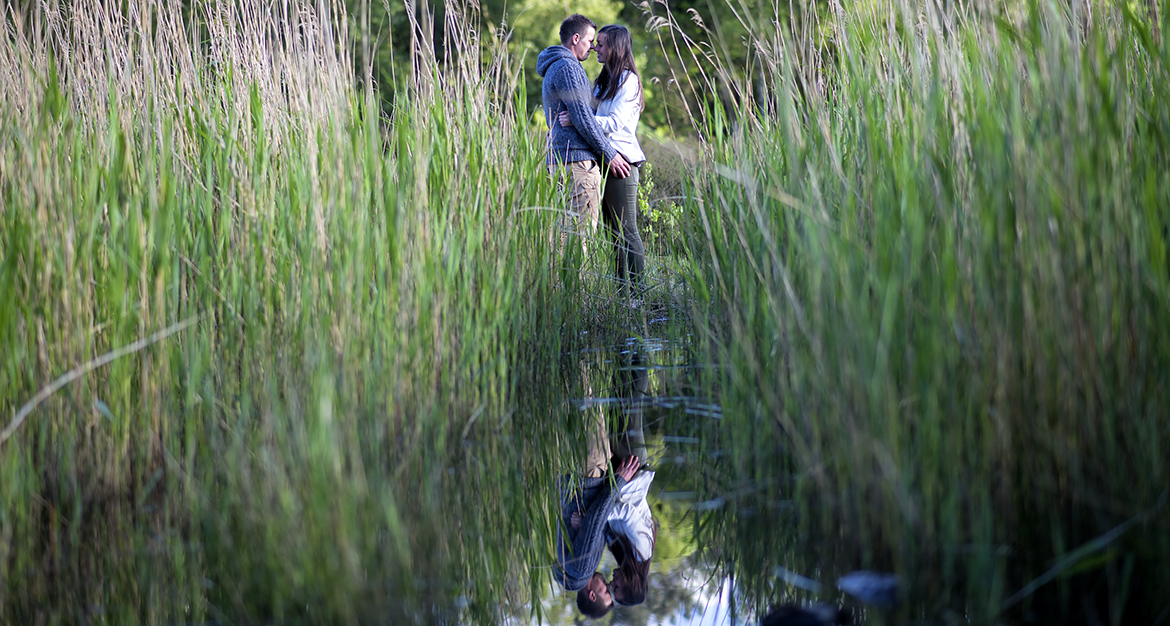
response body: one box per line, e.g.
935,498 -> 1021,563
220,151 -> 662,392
649,0 -> 1170,622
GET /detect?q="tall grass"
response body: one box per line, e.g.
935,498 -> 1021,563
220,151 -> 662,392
0,1 -> 606,623
7,0 -> 1166,622
665,0 -> 1170,621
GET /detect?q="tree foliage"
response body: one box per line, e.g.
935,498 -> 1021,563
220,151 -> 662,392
341,0 -> 830,134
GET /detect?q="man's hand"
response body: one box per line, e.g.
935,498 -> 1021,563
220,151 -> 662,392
616,456 -> 639,482
558,111 -> 574,127
608,153 -> 631,179
570,510 -> 583,530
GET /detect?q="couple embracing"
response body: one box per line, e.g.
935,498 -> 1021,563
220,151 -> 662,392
554,452 -> 656,618
538,14 -> 646,298
551,349 -> 657,617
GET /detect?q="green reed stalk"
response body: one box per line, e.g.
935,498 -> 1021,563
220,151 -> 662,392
669,0 -> 1170,620
0,1 -> 598,623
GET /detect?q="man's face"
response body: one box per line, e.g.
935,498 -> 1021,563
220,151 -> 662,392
594,33 -> 608,64
586,573 -> 612,605
568,26 -> 597,62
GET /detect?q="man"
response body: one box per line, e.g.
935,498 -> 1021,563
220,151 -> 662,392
537,14 -> 631,239
556,456 -> 639,617
553,438 -> 639,602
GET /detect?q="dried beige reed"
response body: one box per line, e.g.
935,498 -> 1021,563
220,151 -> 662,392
2,0 -> 355,154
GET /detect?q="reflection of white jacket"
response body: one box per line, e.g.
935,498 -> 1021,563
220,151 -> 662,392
606,468 -> 655,561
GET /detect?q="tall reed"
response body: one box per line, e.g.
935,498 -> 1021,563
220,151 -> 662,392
662,0 -> 1170,621
0,1 -> 595,623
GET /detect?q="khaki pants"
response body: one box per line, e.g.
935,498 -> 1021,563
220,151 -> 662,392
549,160 -> 603,238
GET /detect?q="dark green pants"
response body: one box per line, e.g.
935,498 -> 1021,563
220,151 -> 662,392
610,345 -> 649,463
602,165 -> 646,294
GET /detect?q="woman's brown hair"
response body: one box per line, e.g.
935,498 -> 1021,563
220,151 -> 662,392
609,521 -> 657,606
594,25 -> 644,110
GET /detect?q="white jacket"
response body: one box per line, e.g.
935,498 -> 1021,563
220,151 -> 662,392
606,468 -> 655,561
594,71 -> 646,165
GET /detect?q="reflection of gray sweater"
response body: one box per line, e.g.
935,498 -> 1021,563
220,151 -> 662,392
537,45 -> 617,166
554,474 -> 628,591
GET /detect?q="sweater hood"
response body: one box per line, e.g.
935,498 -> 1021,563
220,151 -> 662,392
537,45 -> 577,77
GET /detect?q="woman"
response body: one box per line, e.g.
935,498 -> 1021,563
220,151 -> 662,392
605,341 -> 655,606
559,24 -> 646,298
605,462 -> 656,606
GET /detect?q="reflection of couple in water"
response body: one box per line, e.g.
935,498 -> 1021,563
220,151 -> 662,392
555,346 -> 655,618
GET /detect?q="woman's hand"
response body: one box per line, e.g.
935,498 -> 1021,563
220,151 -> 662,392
557,111 -> 574,127
570,510 -> 583,530
616,456 -> 639,482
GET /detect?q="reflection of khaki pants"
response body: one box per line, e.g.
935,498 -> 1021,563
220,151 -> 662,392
585,408 -> 611,479
549,160 -> 603,237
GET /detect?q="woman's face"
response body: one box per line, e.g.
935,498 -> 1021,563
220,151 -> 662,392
594,33 -> 609,64
609,569 -> 625,599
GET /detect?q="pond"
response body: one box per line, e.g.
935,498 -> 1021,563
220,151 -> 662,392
517,330 -> 875,626
7,252 -> 1164,626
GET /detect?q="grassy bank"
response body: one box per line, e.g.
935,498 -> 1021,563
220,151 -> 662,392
671,0 -> 1170,621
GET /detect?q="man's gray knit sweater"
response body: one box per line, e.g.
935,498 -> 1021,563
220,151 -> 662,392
537,45 -> 617,166
554,473 -> 628,591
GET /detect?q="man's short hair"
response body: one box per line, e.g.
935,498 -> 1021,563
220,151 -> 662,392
576,588 -> 612,619
575,573 -> 612,618
560,14 -> 597,46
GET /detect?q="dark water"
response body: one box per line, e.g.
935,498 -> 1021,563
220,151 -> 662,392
16,318 -> 1159,624
525,322 -> 1168,626
525,331 -> 907,626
